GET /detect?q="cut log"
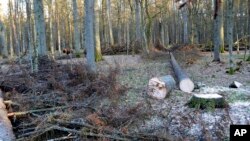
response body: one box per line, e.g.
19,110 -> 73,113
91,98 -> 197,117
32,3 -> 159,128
187,93 -> 228,109
0,90 -> 15,141
170,53 -> 194,93
148,75 -> 176,99
229,81 -> 243,88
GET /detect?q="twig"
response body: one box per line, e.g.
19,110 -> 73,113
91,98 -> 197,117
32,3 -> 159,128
4,100 -> 21,106
8,106 -> 70,117
47,135 -> 77,141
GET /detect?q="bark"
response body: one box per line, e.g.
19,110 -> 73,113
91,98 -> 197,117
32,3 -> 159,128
9,0 -> 20,57
170,53 -> 194,93
94,0 -> 103,61
85,0 -> 97,72
33,0 -> 47,56
0,20 -> 8,57
0,90 -> 15,141
72,0 -> 81,52
106,0 -> 114,46
25,0 -> 34,72
148,75 -> 176,99
213,0 -> 223,62
49,0 -> 55,59
135,0 -> 141,47
183,7 -> 189,44
226,0 -> 234,74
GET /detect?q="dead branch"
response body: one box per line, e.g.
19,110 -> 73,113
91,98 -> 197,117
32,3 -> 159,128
8,106 -> 70,117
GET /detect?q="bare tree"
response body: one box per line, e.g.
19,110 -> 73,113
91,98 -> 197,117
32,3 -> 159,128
106,0 -> 114,46
33,0 -> 47,56
213,0 -> 223,62
85,0 -> 97,72
72,0 -> 81,52
95,0 -> 103,61
0,19 -> 7,57
226,0 -> 234,73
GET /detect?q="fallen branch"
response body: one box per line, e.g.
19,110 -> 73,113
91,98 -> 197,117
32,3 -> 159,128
8,106 -> 70,117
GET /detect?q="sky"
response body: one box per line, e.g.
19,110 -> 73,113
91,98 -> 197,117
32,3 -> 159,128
0,0 -> 8,16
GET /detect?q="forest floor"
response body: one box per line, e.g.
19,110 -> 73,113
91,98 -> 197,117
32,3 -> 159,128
0,46 -> 250,140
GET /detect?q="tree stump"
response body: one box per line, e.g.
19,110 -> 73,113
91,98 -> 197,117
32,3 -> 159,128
148,75 -> 176,99
0,90 -> 15,141
170,53 -> 194,93
187,93 -> 228,109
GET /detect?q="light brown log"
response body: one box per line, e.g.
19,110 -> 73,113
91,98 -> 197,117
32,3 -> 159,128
148,75 -> 176,99
170,53 -> 194,93
0,90 -> 15,141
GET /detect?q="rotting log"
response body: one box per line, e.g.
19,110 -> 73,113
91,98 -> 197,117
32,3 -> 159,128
187,93 -> 228,109
0,90 -> 15,141
170,52 -> 194,93
148,75 -> 176,99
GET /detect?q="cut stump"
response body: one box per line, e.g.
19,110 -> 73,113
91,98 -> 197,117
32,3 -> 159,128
148,75 -> 176,99
187,93 -> 228,109
0,90 -> 15,141
170,53 -> 194,93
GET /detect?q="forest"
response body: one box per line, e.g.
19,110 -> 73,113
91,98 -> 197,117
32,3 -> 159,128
0,0 -> 250,140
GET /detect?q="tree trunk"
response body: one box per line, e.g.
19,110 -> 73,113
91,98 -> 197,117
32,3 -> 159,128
33,0 -> 47,56
72,0 -> 81,53
9,0 -> 20,58
94,0 -> 102,61
106,0 -> 114,46
148,75 -> 176,99
226,0 -> 234,74
213,0 -> 223,61
49,0 -> 55,59
25,0 -> 34,72
85,0 -> 96,72
170,53 -> 194,93
135,0 -> 141,49
0,20 -> 8,58
0,90 -> 15,141
183,7 -> 189,44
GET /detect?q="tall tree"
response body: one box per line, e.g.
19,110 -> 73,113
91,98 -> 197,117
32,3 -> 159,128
85,0 -> 96,72
226,0 -> 234,73
9,0 -> 20,58
33,0 -> 47,56
213,0 -> 223,62
135,0 -> 141,48
72,0 -> 81,52
25,0 -> 34,72
48,0 -> 55,59
106,0 -> 114,46
94,0 -> 102,61
0,19 -> 7,57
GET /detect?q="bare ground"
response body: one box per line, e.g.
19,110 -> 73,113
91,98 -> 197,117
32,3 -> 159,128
0,48 -> 250,140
